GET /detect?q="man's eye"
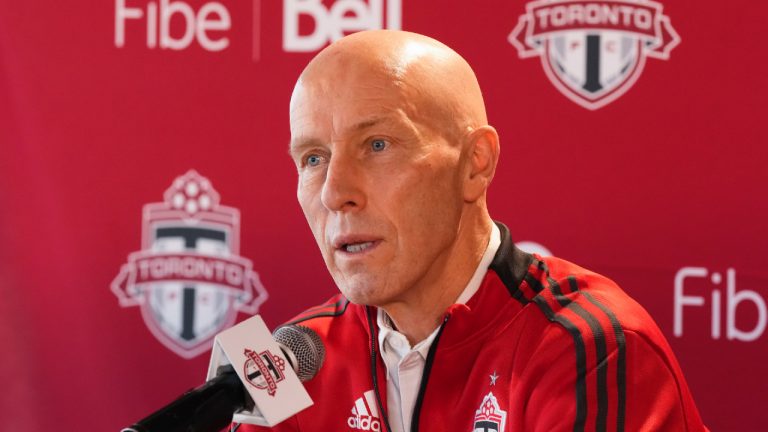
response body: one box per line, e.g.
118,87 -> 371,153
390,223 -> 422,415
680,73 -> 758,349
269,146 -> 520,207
371,139 -> 387,152
305,155 -> 322,167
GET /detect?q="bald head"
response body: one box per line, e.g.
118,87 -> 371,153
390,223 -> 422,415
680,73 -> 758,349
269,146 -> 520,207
289,31 -> 501,329
291,30 -> 488,144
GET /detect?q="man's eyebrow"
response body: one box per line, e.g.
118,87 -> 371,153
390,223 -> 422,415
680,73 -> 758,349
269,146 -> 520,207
288,137 -> 323,158
288,117 -> 398,157
352,117 -> 385,131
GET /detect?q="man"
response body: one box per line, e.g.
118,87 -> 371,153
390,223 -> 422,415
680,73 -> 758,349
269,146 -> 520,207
235,30 -> 706,431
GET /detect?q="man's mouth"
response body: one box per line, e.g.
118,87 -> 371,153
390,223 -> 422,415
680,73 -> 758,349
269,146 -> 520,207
332,235 -> 380,255
343,241 -> 375,253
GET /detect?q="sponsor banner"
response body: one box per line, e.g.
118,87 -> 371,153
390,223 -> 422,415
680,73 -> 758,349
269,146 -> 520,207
2,0 -> 766,430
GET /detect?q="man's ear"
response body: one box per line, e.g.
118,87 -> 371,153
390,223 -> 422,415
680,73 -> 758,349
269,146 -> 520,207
463,125 -> 500,203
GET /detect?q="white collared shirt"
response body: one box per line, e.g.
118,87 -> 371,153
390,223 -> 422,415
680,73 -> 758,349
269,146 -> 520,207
376,223 -> 501,432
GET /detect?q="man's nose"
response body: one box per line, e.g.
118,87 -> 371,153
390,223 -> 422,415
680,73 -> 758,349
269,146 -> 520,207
320,152 -> 366,212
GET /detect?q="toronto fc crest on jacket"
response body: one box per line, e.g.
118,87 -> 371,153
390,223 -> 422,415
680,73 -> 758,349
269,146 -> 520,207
111,170 -> 268,358
509,0 -> 680,110
474,392 -> 508,431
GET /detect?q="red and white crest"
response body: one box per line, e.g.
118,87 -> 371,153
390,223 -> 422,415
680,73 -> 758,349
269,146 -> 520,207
473,391 -> 507,431
111,170 -> 269,358
243,348 -> 286,396
509,0 -> 680,110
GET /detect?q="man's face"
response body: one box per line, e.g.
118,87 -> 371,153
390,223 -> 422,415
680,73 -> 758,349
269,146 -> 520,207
289,65 -> 467,308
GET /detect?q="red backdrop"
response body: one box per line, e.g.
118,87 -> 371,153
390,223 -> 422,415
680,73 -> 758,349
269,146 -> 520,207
1,0 -> 765,430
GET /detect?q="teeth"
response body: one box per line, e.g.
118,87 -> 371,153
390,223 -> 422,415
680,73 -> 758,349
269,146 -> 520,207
345,242 -> 373,253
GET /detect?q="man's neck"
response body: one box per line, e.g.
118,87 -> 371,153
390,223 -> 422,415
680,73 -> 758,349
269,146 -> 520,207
380,215 -> 494,345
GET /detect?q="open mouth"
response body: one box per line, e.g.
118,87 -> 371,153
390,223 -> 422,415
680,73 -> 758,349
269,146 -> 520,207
342,241 -> 375,253
333,236 -> 380,255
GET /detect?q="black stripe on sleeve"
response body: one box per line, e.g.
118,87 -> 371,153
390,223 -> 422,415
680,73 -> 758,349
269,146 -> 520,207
581,288 -> 627,432
300,298 -> 347,315
531,296 -> 588,432
532,268 -> 624,432
566,301 -> 609,432
524,272 -> 547,295
537,260 -> 571,308
284,298 -> 350,326
547,276 -> 572,307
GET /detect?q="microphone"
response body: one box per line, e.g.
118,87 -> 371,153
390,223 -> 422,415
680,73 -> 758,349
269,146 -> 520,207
272,325 -> 325,382
122,324 -> 325,432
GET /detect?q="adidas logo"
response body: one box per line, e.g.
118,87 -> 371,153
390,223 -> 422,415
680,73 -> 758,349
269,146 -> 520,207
347,390 -> 382,431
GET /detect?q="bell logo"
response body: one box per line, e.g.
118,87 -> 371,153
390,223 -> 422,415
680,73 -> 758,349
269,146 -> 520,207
115,0 -> 231,51
284,0 -> 402,52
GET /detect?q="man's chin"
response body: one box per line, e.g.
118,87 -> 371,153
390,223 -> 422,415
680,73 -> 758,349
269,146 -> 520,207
336,280 -> 391,307
339,288 -> 380,306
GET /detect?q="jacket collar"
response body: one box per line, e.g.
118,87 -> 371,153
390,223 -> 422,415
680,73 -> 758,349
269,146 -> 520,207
354,221 -> 533,347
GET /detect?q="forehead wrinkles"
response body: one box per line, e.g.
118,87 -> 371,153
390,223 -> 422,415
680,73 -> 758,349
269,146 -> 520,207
331,80 -> 409,136
294,69 -> 411,135
341,60 -> 461,144
292,48 -> 467,146
393,66 -> 465,145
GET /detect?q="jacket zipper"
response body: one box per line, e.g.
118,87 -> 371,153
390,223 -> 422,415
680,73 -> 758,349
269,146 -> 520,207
366,307 -> 451,432
410,314 -> 450,432
367,307 -> 394,432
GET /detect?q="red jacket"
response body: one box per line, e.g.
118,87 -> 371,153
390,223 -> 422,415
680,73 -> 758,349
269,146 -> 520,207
235,224 -> 706,432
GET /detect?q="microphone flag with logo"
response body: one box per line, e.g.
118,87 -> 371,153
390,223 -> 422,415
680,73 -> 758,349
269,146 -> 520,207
207,315 -> 316,426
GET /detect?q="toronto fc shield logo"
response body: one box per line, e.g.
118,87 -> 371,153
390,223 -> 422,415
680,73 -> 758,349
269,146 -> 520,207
111,170 -> 269,358
243,348 -> 287,396
473,392 -> 507,431
509,0 -> 680,109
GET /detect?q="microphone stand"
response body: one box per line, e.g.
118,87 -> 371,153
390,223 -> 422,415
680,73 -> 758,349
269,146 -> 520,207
122,366 -> 252,432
